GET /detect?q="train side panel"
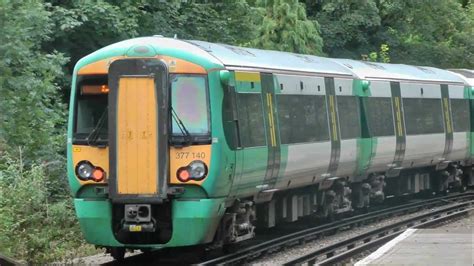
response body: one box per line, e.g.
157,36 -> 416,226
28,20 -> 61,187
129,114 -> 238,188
400,82 -> 445,169
274,74 -> 331,188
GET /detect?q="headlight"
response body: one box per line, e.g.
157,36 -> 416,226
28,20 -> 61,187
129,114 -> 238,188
76,161 -> 94,180
189,161 -> 207,179
176,160 -> 208,182
75,160 -> 106,182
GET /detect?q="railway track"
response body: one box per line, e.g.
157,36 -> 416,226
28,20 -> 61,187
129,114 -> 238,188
197,192 -> 474,265
284,200 -> 474,265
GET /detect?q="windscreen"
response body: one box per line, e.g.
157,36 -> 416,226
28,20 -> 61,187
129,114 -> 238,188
74,76 -> 108,144
171,75 -> 210,138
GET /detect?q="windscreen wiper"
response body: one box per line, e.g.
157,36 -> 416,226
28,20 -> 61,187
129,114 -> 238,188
87,107 -> 108,147
170,107 -> 192,146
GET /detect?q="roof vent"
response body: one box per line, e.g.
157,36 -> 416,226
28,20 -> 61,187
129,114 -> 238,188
363,62 -> 385,70
222,44 -> 255,57
188,41 -> 213,52
294,54 -> 316,63
414,66 -> 435,74
343,63 -> 353,69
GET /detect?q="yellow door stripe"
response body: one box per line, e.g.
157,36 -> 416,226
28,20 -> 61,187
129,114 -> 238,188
266,93 -> 277,147
443,98 -> 452,134
394,97 -> 403,137
329,95 -> 338,141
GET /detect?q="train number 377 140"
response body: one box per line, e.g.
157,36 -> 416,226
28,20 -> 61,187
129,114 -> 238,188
175,152 -> 206,160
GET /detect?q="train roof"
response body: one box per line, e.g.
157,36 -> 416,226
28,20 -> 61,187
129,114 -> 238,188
78,36 -> 355,78
78,36 -> 469,87
448,69 -> 474,86
187,40 -> 356,78
330,59 -> 467,85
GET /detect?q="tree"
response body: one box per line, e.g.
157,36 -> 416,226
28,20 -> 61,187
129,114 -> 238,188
0,0 -> 67,161
208,0 -> 263,46
458,0 -> 471,8
47,1 -> 141,72
364,43 -> 391,63
0,1 -> 93,263
125,0 -> 261,46
254,0 -> 324,55
46,0 -> 262,79
310,0 -> 381,58
375,0 -> 474,68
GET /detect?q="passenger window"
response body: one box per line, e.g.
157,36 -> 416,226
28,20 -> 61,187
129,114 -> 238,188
450,99 -> 470,132
337,96 -> 361,139
403,98 -> 444,135
277,95 -> 329,144
237,93 -> 266,147
365,97 -> 395,137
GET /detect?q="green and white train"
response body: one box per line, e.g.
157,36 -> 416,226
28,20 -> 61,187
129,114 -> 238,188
67,36 -> 474,259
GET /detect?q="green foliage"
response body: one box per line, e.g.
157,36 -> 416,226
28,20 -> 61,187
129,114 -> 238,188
48,0 -> 261,65
0,152 -> 95,264
0,0 -> 67,161
254,0 -> 324,55
200,1 -> 263,45
314,0 -> 381,58
305,0 -> 473,68
365,44 -> 391,63
48,1 -> 141,69
0,2 -> 91,263
375,0 -> 474,68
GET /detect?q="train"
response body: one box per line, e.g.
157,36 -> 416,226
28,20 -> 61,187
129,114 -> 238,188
67,36 -> 474,259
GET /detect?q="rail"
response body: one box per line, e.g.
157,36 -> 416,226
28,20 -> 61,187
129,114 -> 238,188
285,201 -> 474,265
198,192 -> 474,265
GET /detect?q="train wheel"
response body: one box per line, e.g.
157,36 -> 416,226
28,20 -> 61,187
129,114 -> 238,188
110,247 -> 125,261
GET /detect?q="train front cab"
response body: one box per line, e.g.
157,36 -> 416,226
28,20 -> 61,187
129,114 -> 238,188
68,48 -> 227,254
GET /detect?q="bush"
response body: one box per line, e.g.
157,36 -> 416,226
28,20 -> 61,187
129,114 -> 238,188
0,152 -> 95,264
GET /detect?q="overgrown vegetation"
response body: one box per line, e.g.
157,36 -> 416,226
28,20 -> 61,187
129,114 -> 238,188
0,0 -> 472,263
0,151 -> 96,264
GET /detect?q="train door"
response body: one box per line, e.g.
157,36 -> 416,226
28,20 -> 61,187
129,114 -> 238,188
108,58 -> 169,201
257,73 -> 281,200
386,81 -> 406,177
230,71 -> 270,199
222,78 -> 241,200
